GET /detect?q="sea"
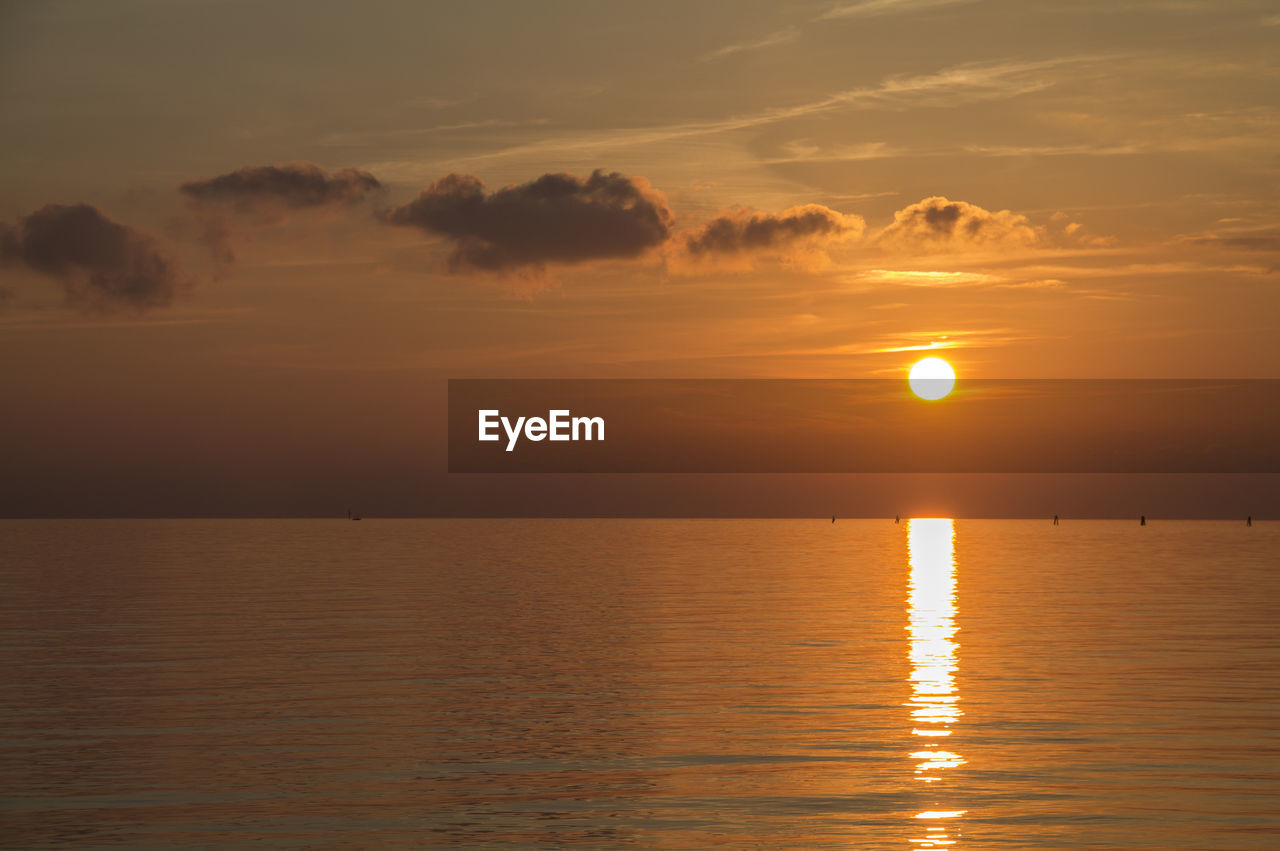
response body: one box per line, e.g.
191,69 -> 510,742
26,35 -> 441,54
2,519 -> 1278,848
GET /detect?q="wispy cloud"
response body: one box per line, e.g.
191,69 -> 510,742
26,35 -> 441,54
858,269 -> 1003,287
822,191 -> 902,201
996,278 -> 1068,289
1012,260 -> 1273,279
1184,231 -> 1280,252
870,339 -> 961,353
993,278 -> 1132,300
868,328 -> 1035,354
965,134 -> 1274,157
762,131 -> 1268,165
763,141 -> 896,163
797,327 -> 1031,356
963,143 -> 1143,157
849,269 -> 1133,301
816,0 -> 980,21
702,26 -> 800,62
407,56 -> 1092,173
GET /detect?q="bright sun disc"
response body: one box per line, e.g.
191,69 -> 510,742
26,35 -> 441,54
908,357 -> 956,400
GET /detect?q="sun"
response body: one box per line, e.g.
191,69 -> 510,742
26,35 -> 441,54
908,357 -> 956,401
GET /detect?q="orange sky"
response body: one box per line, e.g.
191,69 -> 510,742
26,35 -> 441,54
0,1 -> 1276,516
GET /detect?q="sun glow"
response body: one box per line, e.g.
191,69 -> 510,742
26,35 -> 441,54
908,357 -> 956,400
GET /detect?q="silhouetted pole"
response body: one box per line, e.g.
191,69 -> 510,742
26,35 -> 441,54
1247,516 -> 1252,527
894,515 -> 900,524
1140,515 -> 1146,526
1053,514 -> 1059,525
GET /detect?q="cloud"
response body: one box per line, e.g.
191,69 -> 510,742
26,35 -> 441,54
179,162 -> 382,210
381,169 -> 673,273
997,278 -> 1069,289
0,204 -> 182,311
857,269 -> 1002,287
402,56 -> 1093,173
1014,260 -> 1267,280
1186,231 -> 1280,252
672,204 -> 864,271
962,142 -> 1142,157
817,0 -> 979,20
763,140 -> 894,163
876,196 -> 1041,253
177,162 -> 383,276
793,327 -> 1032,357
702,26 -> 800,62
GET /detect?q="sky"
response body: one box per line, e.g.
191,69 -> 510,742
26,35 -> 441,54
1,0 -> 1277,517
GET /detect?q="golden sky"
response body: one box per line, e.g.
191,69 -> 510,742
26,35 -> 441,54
0,1 -> 1276,515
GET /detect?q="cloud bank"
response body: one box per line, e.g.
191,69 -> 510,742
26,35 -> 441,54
1,204 -> 182,311
382,169 -> 673,272
0,167 -> 1091,315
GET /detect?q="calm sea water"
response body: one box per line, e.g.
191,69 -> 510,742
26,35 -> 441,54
2,519 -> 1278,848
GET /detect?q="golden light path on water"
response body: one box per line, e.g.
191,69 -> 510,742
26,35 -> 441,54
907,518 -> 965,848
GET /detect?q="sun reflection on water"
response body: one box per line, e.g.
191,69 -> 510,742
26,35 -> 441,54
907,518 -> 965,847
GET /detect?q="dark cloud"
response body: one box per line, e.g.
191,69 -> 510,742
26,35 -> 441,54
176,162 -> 381,276
382,169 -> 673,272
671,204 -> 864,272
877,196 -> 1040,252
180,162 -> 382,210
680,204 -> 864,255
1,204 -> 182,311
